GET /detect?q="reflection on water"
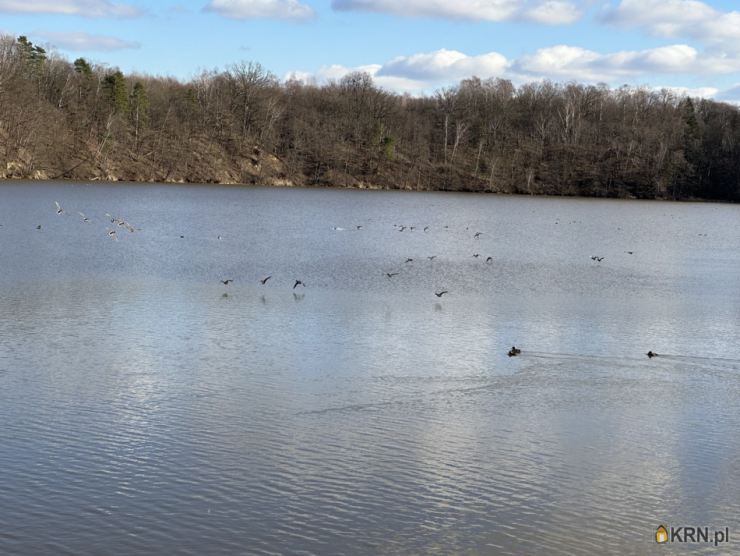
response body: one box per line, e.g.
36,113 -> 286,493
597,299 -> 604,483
0,181 -> 739,554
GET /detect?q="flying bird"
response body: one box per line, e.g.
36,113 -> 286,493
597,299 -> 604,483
387,272 -> 398,278
474,232 -> 483,238
486,257 -> 493,263
293,280 -> 306,289
405,258 -> 413,263
105,228 -> 118,241
78,212 -> 91,222
221,279 -> 233,285
261,276 -> 272,284
473,254 -> 480,258
428,256 -> 436,260
591,256 -> 604,262
435,291 -> 448,297
55,202 -> 63,214
37,225 -> 42,230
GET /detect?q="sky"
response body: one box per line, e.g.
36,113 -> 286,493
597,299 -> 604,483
2,0 -> 740,100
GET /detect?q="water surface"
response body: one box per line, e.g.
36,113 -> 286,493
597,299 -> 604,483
1,182 -> 739,554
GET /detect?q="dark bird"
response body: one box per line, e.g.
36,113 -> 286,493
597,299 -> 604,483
508,346 -> 522,357
410,227 -> 415,231
428,256 -> 436,260
261,276 -> 272,284
647,351 -> 658,358
399,226 -> 406,232
387,273 -> 398,278
474,232 -> 483,238
473,254 -> 480,258
424,227 -> 429,232
221,279 -> 233,285
405,258 -> 413,263
591,256 -> 604,262
626,251 -> 633,254
293,280 -> 306,289
486,257 -> 493,263
218,236 -> 222,240
37,225 -> 42,230
180,235 -> 185,238
357,225 -> 362,230
435,291 -> 448,297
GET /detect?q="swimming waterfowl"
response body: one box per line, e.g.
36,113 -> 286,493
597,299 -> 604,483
405,258 -> 413,263
647,351 -> 658,358
508,346 -> 521,357
293,280 -> 306,289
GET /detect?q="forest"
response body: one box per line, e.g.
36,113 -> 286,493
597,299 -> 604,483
1,33 -> 739,201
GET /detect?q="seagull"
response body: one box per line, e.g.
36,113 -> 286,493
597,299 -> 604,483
647,351 -> 658,358
221,279 -> 233,285
55,202 -> 63,214
78,212 -> 91,222
405,258 -> 413,263
474,232 -> 483,238
435,291 -> 448,297
293,280 -> 306,289
261,276 -> 272,285
105,228 -> 118,241
387,272 -> 398,278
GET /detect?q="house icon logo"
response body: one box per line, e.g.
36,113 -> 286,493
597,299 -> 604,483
656,525 -> 668,543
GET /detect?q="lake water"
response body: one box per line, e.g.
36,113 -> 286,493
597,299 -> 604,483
1,181 -> 739,554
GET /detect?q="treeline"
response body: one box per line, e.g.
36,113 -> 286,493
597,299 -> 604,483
1,34 -> 739,201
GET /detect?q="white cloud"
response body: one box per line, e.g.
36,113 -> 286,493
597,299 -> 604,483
203,0 -> 316,21
378,49 -> 508,81
32,30 -> 141,51
287,42 -> 740,94
331,0 -> 584,24
0,0 -> 141,17
654,86 -> 717,99
602,0 -> 740,51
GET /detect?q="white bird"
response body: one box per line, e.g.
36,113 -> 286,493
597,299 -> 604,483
105,227 -> 118,241
55,202 -> 63,215
78,212 -> 91,222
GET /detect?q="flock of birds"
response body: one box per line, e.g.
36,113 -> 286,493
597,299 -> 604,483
31,201 -> 660,359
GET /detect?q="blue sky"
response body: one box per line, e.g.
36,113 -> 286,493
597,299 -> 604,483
2,0 -> 740,100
